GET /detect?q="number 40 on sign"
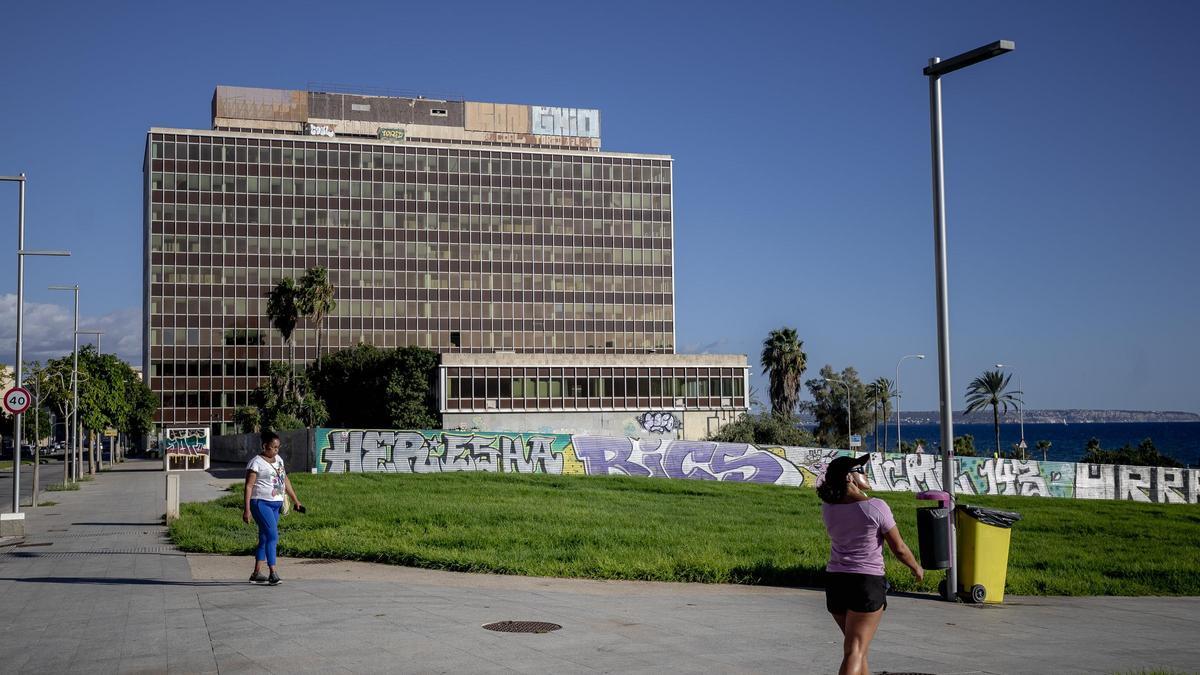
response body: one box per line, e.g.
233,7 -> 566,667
3,387 -> 31,415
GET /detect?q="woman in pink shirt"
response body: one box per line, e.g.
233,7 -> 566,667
818,454 -> 923,675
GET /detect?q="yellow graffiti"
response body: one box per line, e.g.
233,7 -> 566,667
559,440 -> 586,476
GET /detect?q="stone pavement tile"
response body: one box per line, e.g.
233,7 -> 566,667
463,636 -> 604,673
120,639 -> 168,660
116,653 -> 168,674
66,657 -> 123,673
211,652 -> 262,673
621,657 -> 757,675
260,655 -> 357,674
394,651 -> 519,674
165,649 -> 219,673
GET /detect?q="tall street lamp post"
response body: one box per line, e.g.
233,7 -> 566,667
895,354 -> 926,452
3,173 -> 71,514
49,285 -> 79,482
925,39 -> 1015,601
995,363 -> 1025,456
823,377 -> 852,450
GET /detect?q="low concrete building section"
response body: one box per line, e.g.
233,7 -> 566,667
443,409 -> 743,442
209,428 -> 314,472
441,352 -> 750,441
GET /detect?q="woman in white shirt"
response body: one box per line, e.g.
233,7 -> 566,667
243,430 -> 304,585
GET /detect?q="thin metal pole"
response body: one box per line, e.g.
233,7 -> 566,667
71,293 -> 79,481
32,378 -> 39,506
11,175 -> 25,513
894,354 -> 924,452
95,336 -> 101,472
895,361 -> 903,452
1018,371 -> 1025,449
929,60 -> 958,601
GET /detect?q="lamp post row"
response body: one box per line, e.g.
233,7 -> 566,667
4,173 -> 76,514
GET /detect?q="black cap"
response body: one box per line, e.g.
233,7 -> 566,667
822,454 -> 870,486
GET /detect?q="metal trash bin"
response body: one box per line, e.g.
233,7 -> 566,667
915,490 -> 952,570
954,504 -> 1022,603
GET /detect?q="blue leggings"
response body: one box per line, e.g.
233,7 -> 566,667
250,499 -> 283,566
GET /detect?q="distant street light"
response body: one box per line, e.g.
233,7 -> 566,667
995,363 -> 1025,455
3,173 -> 71,514
49,285 -> 79,482
924,39 -> 1015,602
895,354 -> 926,452
822,377 -> 852,450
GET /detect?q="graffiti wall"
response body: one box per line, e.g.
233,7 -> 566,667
315,429 -> 585,475
163,428 -> 210,456
313,429 -> 1198,503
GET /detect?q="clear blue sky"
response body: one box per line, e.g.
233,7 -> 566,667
1,1 -> 1197,412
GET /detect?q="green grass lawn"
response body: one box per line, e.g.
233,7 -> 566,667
169,472 -> 1200,596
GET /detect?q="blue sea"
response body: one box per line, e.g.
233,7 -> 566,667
849,422 -> 1200,466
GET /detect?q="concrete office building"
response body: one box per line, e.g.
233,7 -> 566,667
144,86 -> 746,439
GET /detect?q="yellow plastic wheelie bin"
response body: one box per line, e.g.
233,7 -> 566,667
954,504 -> 1021,603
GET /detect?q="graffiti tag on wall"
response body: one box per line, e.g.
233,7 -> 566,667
637,412 -> 681,434
312,429 -> 1198,503
315,429 -> 583,475
163,428 -> 210,456
572,437 -> 804,485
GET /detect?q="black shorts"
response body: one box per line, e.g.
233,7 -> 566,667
825,572 -> 888,614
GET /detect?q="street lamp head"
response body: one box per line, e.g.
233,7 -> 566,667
19,249 -> 71,257
916,354 -> 926,359
924,39 -> 1015,78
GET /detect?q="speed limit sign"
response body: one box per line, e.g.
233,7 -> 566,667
3,387 -> 31,415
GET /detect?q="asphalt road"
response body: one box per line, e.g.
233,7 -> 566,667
0,458 -> 67,510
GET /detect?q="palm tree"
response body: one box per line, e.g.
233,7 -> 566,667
760,328 -> 807,417
871,377 -> 895,453
298,266 -> 337,368
1036,439 -> 1052,462
964,369 -> 1023,456
266,277 -> 301,371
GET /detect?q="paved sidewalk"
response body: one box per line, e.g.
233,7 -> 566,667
1,460 -> 1197,674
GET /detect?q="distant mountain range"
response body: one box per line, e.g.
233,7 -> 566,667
796,409 -> 1200,424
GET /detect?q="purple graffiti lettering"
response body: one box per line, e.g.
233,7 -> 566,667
664,442 -> 718,480
709,444 -> 785,483
573,437 -> 652,477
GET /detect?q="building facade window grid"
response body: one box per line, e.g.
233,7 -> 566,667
441,366 -> 748,413
147,132 -> 675,430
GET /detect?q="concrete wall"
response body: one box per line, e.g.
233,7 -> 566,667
210,429 -> 314,472
312,428 -> 1200,504
443,409 -> 739,442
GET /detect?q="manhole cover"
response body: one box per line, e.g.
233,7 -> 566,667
296,559 -> 338,565
16,542 -> 52,548
482,621 -> 561,634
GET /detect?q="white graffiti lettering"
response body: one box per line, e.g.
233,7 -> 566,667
638,412 -> 681,434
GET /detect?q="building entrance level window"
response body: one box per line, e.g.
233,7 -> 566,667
442,366 -> 746,413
